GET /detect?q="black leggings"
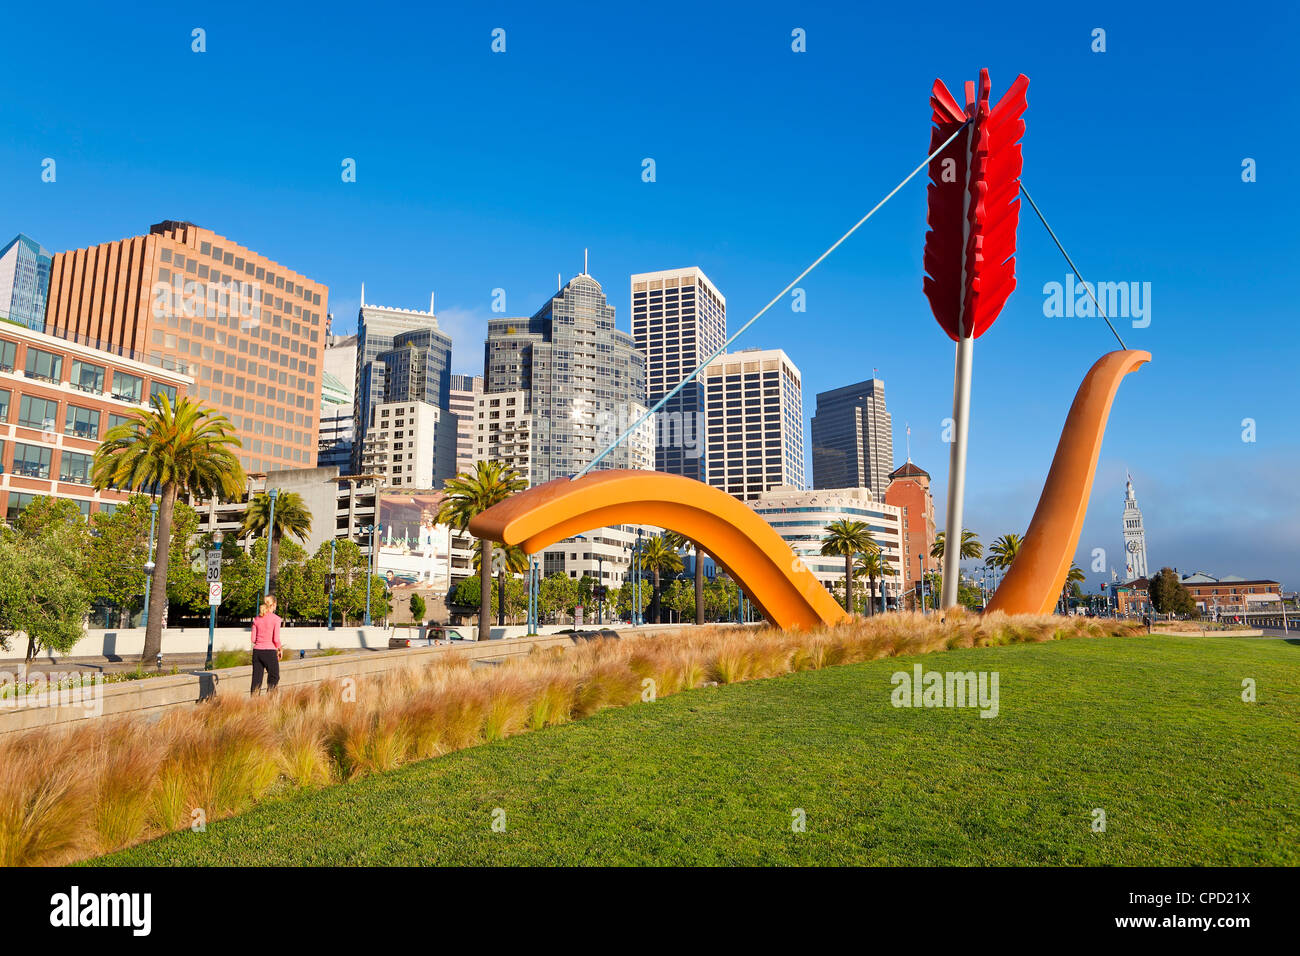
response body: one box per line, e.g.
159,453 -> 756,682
251,648 -> 281,694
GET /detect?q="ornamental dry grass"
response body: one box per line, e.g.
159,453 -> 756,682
0,611 -> 1138,865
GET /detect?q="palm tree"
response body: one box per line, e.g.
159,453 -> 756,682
437,461 -> 525,640
240,490 -> 312,596
985,532 -> 1024,571
91,395 -> 244,662
472,540 -> 528,625
930,529 -> 983,561
1061,562 -> 1086,614
638,534 -> 684,624
821,519 -> 877,617
854,550 -> 897,616
659,531 -> 705,625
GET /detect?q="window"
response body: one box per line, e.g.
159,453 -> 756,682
111,371 -> 144,404
0,340 -> 15,372
150,381 -> 178,407
70,359 -> 106,393
65,405 -> 100,440
12,443 -> 52,479
106,412 -> 133,432
5,492 -> 39,521
0,388 -> 8,422
24,347 -> 63,383
60,450 -> 93,484
18,395 -> 58,430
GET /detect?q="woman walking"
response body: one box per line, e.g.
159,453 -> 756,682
250,595 -> 282,694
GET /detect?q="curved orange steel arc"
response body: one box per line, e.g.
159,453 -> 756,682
985,349 -> 1151,616
468,471 -> 849,630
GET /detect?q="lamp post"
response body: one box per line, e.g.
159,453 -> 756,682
261,488 -> 279,604
327,538 -> 336,631
204,530 -> 224,670
363,523 -> 381,627
141,500 -> 159,629
633,528 -> 643,626
918,554 -> 926,615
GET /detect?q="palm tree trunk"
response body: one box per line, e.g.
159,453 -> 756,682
869,572 -> 877,616
845,553 -> 854,617
497,569 -> 505,626
141,485 -> 176,662
693,543 -> 705,625
479,539 -> 492,640
651,570 -> 661,624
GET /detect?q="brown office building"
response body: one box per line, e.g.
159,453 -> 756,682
884,460 -> 937,599
44,221 -> 328,475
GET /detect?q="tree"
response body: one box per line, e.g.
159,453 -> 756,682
438,461 -> 526,640
1148,567 -> 1197,617
409,593 -> 426,623
471,539 -> 528,626
931,529 -> 983,561
638,535 -> 683,624
0,500 -> 93,661
91,395 -> 245,662
539,573 -> 577,624
854,549 -> 896,616
1058,563 -> 1086,613
821,519 -> 877,617
240,490 -> 312,597
661,531 -> 706,626
985,532 -> 1023,571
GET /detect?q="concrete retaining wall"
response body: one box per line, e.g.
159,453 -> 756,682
0,625 -> 687,736
0,622 -> 631,663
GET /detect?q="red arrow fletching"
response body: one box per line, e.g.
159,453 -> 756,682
923,70 -> 1029,341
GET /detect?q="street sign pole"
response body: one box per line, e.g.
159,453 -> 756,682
205,533 -> 224,670
327,538 -> 336,631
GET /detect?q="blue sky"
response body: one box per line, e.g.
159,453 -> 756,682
3,0 -> 1297,590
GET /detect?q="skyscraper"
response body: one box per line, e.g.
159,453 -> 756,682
630,267 -> 726,481
0,234 -> 53,331
1122,473 -> 1149,581
702,347 -> 805,500
810,377 -> 894,498
43,220 -> 328,475
353,290 -> 456,486
318,332 -> 356,470
484,272 -> 651,484
449,373 -> 482,475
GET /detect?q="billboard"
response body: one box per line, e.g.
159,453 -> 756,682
375,491 -> 454,594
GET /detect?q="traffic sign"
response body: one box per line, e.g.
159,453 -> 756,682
205,549 -> 222,583
208,582 -> 223,606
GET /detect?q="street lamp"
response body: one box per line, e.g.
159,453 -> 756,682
918,554 -> 926,615
327,538 -> 337,631
261,488 -> 279,603
141,500 -> 159,629
633,528 -> 643,626
204,529 -> 224,670
363,523 -> 382,627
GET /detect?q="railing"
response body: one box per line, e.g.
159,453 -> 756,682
11,462 -> 50,479
44,328 -> 192,377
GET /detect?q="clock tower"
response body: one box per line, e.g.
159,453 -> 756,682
1121,473 -> 1149,581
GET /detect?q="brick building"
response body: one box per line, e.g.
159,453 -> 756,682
0,321 -> 191,519
884,460 -> 936,600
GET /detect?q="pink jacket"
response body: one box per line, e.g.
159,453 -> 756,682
251,613 -> 282,650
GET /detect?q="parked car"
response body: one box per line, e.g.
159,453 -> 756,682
388,625 -> 468,649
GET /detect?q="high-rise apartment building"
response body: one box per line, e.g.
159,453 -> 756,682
42,221 -> 328,475
449,373 -> 482,475
353,292 -> 456,487
630,267 -> 726,481
483,272 -> 651,484
0,234 -> 53,331
359,400 -> 453,489
702,347 -> 805,501
318,332 -> 356,471
473,389 -> 532,483
811,377 -> 894,498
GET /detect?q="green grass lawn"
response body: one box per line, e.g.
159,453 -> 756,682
96,635 -> 1300,866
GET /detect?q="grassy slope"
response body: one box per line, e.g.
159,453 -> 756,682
98,635 -> 1300,866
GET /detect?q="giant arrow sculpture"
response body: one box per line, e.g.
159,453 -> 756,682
923,69 -> 1029,610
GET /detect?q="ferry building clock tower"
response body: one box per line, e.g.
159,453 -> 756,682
1122,473 -> 1149,581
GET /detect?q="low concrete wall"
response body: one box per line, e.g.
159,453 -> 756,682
0,621 -> 643,663
0,624 -> 688,736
